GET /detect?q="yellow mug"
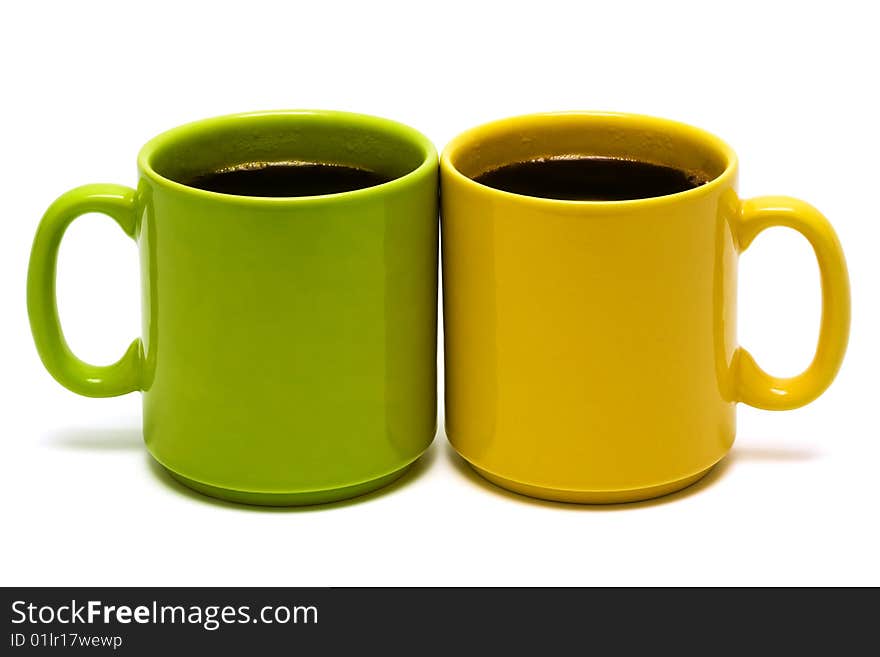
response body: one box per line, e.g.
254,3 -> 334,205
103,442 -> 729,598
440,112 -> 850,503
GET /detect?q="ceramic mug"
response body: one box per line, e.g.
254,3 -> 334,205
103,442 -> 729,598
28,110 -> 439,505
441,112 -> 850,503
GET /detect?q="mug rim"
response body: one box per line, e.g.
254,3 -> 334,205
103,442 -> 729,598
440,111 -> 739,210
137,109 -> 438,205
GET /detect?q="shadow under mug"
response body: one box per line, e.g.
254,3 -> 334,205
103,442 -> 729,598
440,112 -> 850,503
28,110 -> 439,505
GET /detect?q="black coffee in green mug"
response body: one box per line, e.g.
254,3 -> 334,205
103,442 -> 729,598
184,162 -> 393,197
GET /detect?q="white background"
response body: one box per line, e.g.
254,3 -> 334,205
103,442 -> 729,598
1,0 -> 877,586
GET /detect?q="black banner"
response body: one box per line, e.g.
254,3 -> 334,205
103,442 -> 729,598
2,587 -> 875,652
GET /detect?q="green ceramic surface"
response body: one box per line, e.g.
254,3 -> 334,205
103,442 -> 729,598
28,110 -> 439,505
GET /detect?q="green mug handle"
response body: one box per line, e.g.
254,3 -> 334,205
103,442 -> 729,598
27,184 -> 143,397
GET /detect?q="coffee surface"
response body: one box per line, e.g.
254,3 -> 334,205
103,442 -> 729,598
473,156 -> 708,201
183,162 -> 392,197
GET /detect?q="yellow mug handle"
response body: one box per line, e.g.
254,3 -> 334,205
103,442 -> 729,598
732,196 -> 850,410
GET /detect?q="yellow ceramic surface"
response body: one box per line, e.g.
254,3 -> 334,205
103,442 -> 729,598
441,112 -> 850,503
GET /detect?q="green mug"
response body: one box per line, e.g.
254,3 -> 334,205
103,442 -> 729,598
27,110 -> 439,505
